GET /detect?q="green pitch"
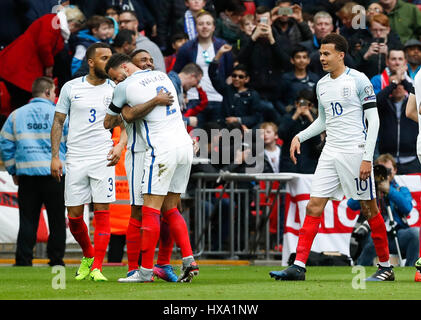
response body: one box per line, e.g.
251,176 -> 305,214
1,265 -> 421,300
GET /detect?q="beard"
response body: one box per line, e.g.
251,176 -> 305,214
94,66 -> 109,79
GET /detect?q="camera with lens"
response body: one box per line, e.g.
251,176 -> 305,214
373,163 -> 391,188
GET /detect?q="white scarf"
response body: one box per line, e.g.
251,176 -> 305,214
184,10 -> 197,40
57,9 -> 70,42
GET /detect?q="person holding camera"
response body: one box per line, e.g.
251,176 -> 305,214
352,13 -> 401,80
271,0 -> 312,47
277,89 -> 322,174
348,153 -> 419,267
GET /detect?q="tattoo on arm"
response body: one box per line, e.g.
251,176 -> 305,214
51,112 -> 66,158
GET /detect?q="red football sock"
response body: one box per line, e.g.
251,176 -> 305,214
162,208 -> 193,258
141,206 -> 161,269
68,214 -> 94,258
91,211 -> 111,271
295,215 -> 321,266
368,212 -> 390,263
157,218 -> 174,266
126,217 -> 142,272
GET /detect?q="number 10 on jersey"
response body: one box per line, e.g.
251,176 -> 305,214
331,102 -> 343,117
156,86 -> 176,116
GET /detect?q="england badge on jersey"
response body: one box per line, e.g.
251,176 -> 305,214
103,95 -> 112,108
342,86 -> 351,98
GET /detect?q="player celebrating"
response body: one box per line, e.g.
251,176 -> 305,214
105,53 -> 198,283
404,67 -> 421,282
270,34 -> 394,281
50,43 -> 127,282
104,50 -> 179,283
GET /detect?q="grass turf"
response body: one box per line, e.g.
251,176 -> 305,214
1,265 -> 421,300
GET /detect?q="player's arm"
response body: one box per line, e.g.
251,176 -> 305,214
290,101 -> 326,164
406,93 -> 418,122
107,123 -> 128,167
121,89 -> 174,123
104,111 -> 123,129
50,111 -> 67,182
360,105 -> 379,180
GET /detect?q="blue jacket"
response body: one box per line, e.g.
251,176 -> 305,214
71,29 -> 101,75
0,98 -> 68,176
347,180 -> 413,229
172,37 -> 233,82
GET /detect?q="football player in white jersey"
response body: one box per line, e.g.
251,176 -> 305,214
104,53 -> 198,283
50,43 -> 127,282
404,69 -> 421,281
104,50 -> 180,283
270,34 -> 394,282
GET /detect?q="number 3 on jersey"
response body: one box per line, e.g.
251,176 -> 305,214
156,86 -> 176,116
89,108 -> 96,123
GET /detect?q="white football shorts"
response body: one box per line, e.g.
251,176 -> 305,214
142,143 -> 193,196
311,146 -> 376,201
64,157 -> 116,206
125,150 -> 145,206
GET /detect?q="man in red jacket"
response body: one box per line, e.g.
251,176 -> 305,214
0,6 -> 84,111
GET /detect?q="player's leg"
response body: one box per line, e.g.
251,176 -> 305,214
68,205 -> 95,280
162,193 -> 198,282
154,217 -> 178,282
270,197 -> 328,281
360,199 -> 394,281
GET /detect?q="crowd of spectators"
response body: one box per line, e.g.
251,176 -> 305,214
1,0 -> 421,262
1,0 -> 421,176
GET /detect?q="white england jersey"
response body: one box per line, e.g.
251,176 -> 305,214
111,69 -> 191,155
316,67 -> 376,153
413,71 -> 421,158
55,76 -> 114,159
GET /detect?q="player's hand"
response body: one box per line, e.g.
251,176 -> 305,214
51,157 -> 63,182
359,160 -> 372,181
192,138 -> 199,155
290,135 -> 301,165
107,144 -> 124,167
156,89 -> 174,106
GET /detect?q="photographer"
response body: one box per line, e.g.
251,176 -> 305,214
352,13 -> 402,79
348,153 -> 419,266
271,1 -> 312,47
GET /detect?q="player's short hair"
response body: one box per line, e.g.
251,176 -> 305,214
105,53 -> 132,73
85,42 -> 112,61
180,63 -> 203,77
113,29 -> 136,48
130,49 -> 150,59
86,15 -> 110,31
32,77 -> 54,98
321,33 -> 349,53
260,122 -> 278,132
375,153 -> 397,169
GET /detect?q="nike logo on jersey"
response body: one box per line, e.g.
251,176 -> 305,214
320,92 -> 327,96
356,192 -> 364,196
74,95 -> 81,99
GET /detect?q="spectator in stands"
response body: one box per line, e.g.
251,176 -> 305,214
209,45 -> 262,130
261,122 -> 282,174
379,0 -> 421,45
71,15 -> 114,75
376,65 -> 421,174
173,10 -> 233,126
113,29 -> 137,55
105,5 -> 121,23
349,153 -> 419,267
367,2 -> 384,18
0,5 -> 85,111
0,77 -> 68,267
239,14 -> 256,37
404,39 -> 421,80
175,0 -> 207,41
300,10 -> 355,77
271,0 -> 312,47
165,33 -> 189,73
119,10 -> 166,72
215,0 -> 245,47
166,62 -> 206,131
278,89 -> 322,173
352,13 -> 401,80
280,45 -> 319,106
371,46 -> 412,95
237,6 -> 291,125
336,2 -> 362,41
